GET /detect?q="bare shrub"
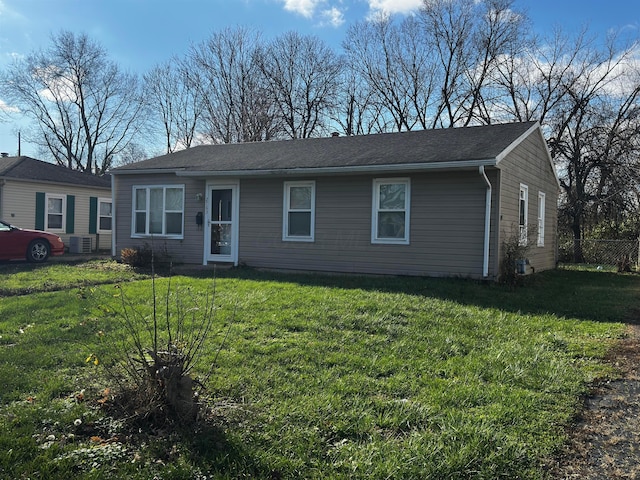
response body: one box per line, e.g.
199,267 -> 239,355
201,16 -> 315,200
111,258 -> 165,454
120,244 -> 153,269
89,268 -> 232,426
500,226 -> 533,287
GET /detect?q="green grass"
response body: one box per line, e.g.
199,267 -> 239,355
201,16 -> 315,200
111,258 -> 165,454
0,261 -> 636,479
0,259 -> 148,296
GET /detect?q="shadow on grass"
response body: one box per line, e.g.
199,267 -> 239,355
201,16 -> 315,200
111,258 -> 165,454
183,424 -> 279,479
200,266 -> 640,325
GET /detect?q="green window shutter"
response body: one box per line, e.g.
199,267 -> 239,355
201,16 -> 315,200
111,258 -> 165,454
89,197 -> 98,234
35,192 -> 45,230
66,195 -> 75,234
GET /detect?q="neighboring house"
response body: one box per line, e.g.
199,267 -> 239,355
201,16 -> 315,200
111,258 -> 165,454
111,121 -> 559,280
0,156 -> 112,252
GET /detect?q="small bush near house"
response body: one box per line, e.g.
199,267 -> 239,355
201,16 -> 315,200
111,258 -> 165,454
500,227 -> 532,286
120,245 -> 153,269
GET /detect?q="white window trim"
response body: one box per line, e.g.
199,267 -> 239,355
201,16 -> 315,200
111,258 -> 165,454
537,191 -> 546,247
372,178 -> 411,245
282,181 -> 315,242
45,193 -> 66,233
519,183 -> 529,246
131,185 -> 185,239
97,197 -> 112,234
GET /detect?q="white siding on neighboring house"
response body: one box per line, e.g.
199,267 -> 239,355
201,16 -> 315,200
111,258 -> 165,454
2,179 -> 112,251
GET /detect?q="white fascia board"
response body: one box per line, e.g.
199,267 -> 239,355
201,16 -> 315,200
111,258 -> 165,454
495,121 -> 561,189
495,122 -> 540,163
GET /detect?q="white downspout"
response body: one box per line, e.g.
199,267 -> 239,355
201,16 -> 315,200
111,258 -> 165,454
479,166 -> 491,278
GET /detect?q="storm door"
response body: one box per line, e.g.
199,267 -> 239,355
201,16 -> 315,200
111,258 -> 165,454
206,183 -> 239,264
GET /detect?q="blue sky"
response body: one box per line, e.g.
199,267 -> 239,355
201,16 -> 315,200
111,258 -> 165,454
0,0 -> 638,157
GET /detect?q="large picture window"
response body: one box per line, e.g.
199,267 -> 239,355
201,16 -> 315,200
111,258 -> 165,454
132,185 -> 184,238
283,181 -> 315,241
46,194 -> 65,231
372,178 -> 410,244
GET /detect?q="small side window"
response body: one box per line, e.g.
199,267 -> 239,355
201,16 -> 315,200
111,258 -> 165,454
537,192 -> 545,247
283,181 -> 315,242
372,178 -> 410,245
519,184 -> 528,246
98,198 -> 112,233
46,194 -> 66,232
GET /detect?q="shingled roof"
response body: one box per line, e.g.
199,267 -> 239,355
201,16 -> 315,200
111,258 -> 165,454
0,156 -> 111,188
113,121 -> 540,176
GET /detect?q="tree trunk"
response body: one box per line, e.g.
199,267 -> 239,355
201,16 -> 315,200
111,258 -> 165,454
572,221 -> 585,263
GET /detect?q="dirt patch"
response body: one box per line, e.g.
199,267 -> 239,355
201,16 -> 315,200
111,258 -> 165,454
547,324 -> 640,479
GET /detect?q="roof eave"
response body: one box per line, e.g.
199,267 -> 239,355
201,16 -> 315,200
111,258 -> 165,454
113,159 -> 498,177
0,175 -> 111,189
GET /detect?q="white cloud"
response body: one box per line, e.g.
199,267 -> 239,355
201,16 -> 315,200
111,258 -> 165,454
320,7 -> 345,27
281,0 -> 320,18
367,0 -> 422,16
0,98 -> 19,114
279,0 -> 345,28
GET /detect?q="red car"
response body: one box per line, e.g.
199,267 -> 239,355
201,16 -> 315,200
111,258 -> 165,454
0,220 -> 65,262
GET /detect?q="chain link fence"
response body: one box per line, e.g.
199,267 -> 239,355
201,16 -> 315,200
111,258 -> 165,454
559,238 -> 640,270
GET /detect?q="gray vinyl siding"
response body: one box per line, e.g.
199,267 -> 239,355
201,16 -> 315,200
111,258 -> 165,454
238,171 -> 494,278
113,174 -> 206,264
114,170 -> 495,277
497,130 -> 559,273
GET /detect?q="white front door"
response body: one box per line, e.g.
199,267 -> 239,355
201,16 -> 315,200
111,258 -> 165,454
205,182 -> 239,265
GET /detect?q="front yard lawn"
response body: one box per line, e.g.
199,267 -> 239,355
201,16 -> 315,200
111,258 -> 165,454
0,262 -> 635,479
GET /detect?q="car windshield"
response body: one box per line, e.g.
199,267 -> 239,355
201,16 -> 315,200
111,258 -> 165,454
0,220 -> 18,231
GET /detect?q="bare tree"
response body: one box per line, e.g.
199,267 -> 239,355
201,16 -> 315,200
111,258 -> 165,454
546,32 -> 640,260
343,15 -> 440,132
418,0 -> 476,127
460,0 -> 530,125
189,27 -> 280,144
111,141 -> 149,167
492,27 -> 591,124
144,59 -> 203,153
417,0 -> 529,127
258,31 -> 343,139
0,31 -> 145,174
332,68 -> 387,136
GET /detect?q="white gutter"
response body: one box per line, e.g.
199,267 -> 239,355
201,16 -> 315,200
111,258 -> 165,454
479,165 -> 492,278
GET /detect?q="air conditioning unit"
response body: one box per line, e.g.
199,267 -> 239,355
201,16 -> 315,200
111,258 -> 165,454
69,236 -> 92,254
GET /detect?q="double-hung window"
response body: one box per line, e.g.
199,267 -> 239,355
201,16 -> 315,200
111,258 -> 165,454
372,178 -> 410,244
283,181 -> 315,241
537,191 -> 546,247
46,193 -> 65,231
98,198 -> 112,233
519,184 -> 529,246
132,185 -> 184,238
